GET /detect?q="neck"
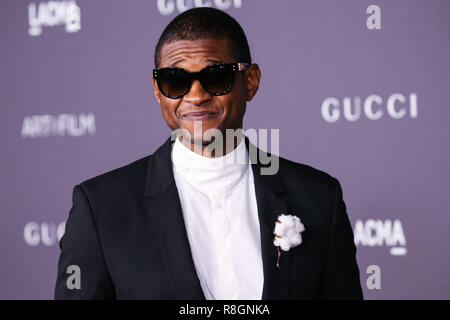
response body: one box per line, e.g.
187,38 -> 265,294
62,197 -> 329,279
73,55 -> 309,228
178,133 -> 243,158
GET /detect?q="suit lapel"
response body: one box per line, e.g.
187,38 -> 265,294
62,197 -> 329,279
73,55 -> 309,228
144,136 -> 205,300
245,137 -> 292,300
143,135 -> 293,300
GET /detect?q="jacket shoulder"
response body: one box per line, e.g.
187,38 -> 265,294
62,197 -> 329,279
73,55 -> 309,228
78,154 -> 151,196
277,155 -> 339,195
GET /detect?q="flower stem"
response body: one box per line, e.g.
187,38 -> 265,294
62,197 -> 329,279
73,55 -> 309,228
276,246 -> 281,269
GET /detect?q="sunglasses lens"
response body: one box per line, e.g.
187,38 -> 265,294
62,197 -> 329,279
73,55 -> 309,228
201,65 -> 235,95
158,69 -> 190,98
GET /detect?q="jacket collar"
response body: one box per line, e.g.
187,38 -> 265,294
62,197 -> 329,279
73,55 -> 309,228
144,135 -> 291,299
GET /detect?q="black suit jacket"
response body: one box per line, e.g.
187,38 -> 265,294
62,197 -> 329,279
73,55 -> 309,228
55,135 -> 363,299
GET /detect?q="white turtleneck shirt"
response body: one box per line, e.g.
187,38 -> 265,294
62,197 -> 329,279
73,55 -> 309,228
171,135 -> 264,300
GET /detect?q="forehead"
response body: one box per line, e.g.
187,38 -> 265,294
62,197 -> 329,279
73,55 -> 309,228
158,38 -> 234,68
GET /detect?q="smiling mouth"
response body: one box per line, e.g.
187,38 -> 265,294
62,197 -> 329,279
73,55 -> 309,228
182,111 -> 219,121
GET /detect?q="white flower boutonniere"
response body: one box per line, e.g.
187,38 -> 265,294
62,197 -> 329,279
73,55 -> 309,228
273,214 -> 305,268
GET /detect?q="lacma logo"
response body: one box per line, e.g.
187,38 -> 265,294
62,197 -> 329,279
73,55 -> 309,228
354,219 -> 407,256
157,0 -> 242,15
28,0 -> 81,37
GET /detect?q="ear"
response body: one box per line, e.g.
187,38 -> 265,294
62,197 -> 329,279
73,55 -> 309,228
245,63 -> 261,102
152,78 -> 162,104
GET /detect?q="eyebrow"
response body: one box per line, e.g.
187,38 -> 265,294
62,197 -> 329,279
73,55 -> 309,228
205,59 -> 224,64
169,58 -> 225,67
169,60 -> 184,67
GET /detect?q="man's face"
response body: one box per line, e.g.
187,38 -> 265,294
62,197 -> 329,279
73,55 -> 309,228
153,38 -> 261,144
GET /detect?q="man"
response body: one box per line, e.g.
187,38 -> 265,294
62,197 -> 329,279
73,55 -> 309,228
55,8 -> 363,300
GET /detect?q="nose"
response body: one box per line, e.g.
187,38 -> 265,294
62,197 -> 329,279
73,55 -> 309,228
183,79 -> 212,105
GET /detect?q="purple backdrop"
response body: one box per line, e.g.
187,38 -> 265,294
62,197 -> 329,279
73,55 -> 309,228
1,0 -> 449,299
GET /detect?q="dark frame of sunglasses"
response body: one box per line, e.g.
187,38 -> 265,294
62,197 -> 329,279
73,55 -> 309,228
152,62 -> 250,99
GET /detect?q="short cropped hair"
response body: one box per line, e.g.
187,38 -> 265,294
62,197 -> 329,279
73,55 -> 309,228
154,7 -> 251,67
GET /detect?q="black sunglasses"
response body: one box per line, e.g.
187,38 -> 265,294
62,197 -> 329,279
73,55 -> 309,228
152,62 -> 250,99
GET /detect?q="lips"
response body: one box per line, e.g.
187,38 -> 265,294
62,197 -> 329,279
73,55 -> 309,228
182,111 -> 218,121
